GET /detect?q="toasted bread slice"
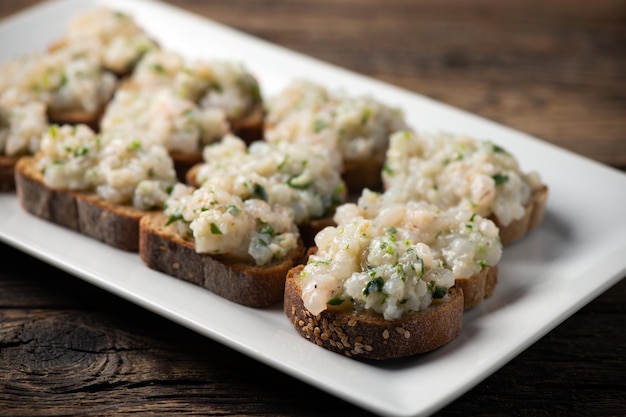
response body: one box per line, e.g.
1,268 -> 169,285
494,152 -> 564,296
342,156 -> 384,192
15,155 -> 145,251
493,185 -> 548,245
47,104 -> 109,132
139,211 -> 305,307
230,102 -> 264,144
0,155 -> 19,191
167,103 -> 263,181
455,265 -> 498,310
284,265 -> 464,360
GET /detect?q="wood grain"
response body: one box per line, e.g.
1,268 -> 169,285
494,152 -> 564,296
1,1 -> 625,416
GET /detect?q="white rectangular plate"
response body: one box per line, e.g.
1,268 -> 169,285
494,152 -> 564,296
1,1 -> 626,416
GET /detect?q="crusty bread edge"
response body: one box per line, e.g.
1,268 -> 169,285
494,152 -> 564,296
139,211 -> 305,307
455,265 -> 498,309
0,155 -> 19,192
493,184 -> 549,245
284,264 -> 464,360
15,155 -> 145,251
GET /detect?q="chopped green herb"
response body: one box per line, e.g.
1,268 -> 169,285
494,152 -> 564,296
255,236 -> 269,247
470,213 -> 477,222
248,80 -> 261,101
210,222 -> 223,235
165,185 -> 174,194
74,146 -> 88,157
286,175 -> 311,189
327,296 -> 344,306
151,63 -> 165,74
277,156 -> 289,171
313,119 -> 327,133
492,143 -> 508,154
382,164 -> 394,175
360,107 -> 372,125
210,81 -> 223,93
432,285 -> 448,299
428,280 -> 448,299
165,213 -> 183,226
127,139 -> 142,151
310,259 -> 331,266
259,223 -> 275,236
252,183 -> 268,201
55,72 -> 68,90
331,183 -> 346,205
226,204 -> 241,215
492,173 -> 509,185
363,277 -> 384,296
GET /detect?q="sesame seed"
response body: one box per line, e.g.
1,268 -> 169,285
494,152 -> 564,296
364,345 -> 373,352
383,329 -> 389,339
172,262 -> 180,270
395,327 -> 405,335
404,330 -> 411,339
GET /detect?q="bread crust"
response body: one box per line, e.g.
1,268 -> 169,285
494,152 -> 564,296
15,155 -> 145,251
230,103 -> 264,144
47,107 -> 107,132
455,265 -> 498,309
493,184 -> 548,245
342,156 -> 384,192
284,265 -> 464,360
139,211 -> 305,307
0,155 -> 19,192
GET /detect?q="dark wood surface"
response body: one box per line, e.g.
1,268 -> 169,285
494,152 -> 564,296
1,1 -> 625,416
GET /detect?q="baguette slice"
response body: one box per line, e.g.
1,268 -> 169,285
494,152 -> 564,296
455,265 -> 498,310
284,265 -> 464,360
493,184 -> 549,245
15,155 -> 144,251
0,155 -> 19,191
342,156 -> 384,192
230,102 -> 265,144
47,103 -> 109,132
139,211 -> 305,307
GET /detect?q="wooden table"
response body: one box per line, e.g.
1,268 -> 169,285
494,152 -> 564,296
1,1 -> 625,416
